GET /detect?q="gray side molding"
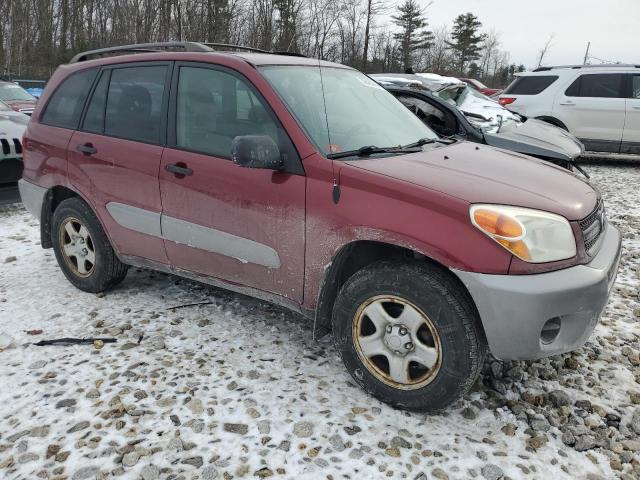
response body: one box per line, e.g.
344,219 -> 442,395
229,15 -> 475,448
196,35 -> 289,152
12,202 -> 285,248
106,202 -> 162,237
161,215 -> 281,269
105,201 -> 280,269
18,179 -> 47,221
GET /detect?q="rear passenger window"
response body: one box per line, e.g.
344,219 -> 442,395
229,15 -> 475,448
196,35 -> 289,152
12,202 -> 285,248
503,76 -> 558,95
565,74 -> 625,98
83,70 -> 110,133
175,66 -> 283,159
105,66 -> 167,143
41,68 -> 97,128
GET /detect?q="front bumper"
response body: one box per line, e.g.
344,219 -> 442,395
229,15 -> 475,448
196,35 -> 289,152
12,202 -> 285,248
453,224 -> 621,360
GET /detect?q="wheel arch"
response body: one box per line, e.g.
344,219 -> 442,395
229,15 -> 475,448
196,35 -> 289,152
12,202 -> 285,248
313,240 -> 484,341
40,185 -> 100,249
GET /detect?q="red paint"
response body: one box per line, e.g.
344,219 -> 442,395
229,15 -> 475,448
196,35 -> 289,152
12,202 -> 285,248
68,130 -> 169,264
22,51 -> 600,315
459,78 -> 502,97
159,147 -> 306,301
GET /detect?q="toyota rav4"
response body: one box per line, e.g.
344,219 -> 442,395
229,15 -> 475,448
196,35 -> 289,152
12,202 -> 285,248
19,42 -> 622,411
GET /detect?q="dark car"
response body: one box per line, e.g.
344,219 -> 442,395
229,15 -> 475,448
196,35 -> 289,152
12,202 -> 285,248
19,41 -> 620,412
0,81 -> 37,115
387,86 -> 586,172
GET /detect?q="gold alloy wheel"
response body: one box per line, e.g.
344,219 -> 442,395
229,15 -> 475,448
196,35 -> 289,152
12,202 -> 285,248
352,295 -> 442,390
59,217 -> 96,278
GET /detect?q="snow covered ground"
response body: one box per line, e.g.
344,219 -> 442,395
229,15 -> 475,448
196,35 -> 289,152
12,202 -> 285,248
0,162 -> 639,480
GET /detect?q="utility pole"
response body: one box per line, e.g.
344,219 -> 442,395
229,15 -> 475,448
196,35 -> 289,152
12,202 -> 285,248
583,41 -> 591,65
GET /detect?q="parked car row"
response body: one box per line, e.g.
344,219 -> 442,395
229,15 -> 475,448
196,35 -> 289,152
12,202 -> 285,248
19,42 -> 621,412
499,64 -> 640,158
370,73 -> 586,172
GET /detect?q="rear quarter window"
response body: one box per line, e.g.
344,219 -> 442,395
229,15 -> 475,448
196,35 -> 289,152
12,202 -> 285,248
503,75 -> 559,95
41,69 -> 97,129
565,74 -> 625,98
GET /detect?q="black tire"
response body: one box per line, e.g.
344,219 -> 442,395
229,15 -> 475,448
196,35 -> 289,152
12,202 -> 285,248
332,260 -> 486,412
51,197 -> 128,293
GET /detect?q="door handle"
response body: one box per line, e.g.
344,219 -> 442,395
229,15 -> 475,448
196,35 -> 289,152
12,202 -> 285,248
559,101 -> 575,106
76,143 -> 97,155
165,163 -> 193,177
632,106 -> 640,110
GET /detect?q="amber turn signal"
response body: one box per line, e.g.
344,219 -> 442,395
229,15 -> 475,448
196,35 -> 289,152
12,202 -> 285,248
472,209 -> 524,239
472,208 -> 531,260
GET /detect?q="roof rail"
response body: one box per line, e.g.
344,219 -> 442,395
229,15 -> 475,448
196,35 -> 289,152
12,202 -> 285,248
534,64 -> 640,72
70,41 -> 214,63
70,41 -> 309,63
201,43 -> 268,54
199,43 -> 307,57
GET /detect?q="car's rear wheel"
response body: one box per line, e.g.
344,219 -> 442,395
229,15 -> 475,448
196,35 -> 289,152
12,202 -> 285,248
52,197 -> 128,293
332,260 -> 486,412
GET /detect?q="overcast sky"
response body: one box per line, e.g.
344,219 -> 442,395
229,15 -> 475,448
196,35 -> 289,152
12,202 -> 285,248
408,0 -> 639,68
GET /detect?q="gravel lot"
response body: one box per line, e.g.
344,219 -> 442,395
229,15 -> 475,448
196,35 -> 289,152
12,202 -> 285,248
0,162 -> 639,480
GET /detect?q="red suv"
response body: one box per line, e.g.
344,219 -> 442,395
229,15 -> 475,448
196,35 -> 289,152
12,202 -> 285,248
19,42 -> 621,411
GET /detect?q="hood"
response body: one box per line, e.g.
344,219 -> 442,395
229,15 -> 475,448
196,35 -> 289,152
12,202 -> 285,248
4,100 -> 36,112
344,141 -> 598,221
484,118 -> 584,162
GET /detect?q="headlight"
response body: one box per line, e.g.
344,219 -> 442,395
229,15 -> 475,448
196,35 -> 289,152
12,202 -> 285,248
470,204 -> 576,263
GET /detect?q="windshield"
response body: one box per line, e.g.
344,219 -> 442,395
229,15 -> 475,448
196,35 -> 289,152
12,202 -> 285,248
260,66 -> 437,156
0,83 -> 36,102
437,85 -> 470,107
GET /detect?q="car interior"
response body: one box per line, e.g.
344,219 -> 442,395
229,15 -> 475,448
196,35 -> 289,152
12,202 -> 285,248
177,69 -> 280,158
396,94 -> 458,137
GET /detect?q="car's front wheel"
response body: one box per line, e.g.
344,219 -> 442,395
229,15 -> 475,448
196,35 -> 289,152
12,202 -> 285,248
52,197 -> 128,293
332,260 -> 486,412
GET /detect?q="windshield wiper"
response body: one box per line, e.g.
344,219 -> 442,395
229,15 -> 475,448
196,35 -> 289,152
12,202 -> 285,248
327,145 -> 422,160
402,138 -> 436,148
403,137 -> 457,148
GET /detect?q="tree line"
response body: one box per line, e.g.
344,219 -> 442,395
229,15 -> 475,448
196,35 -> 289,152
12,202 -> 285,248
0,0 -> 526,86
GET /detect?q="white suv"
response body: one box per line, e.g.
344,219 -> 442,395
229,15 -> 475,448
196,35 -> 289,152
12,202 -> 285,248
499,65 -> 640,157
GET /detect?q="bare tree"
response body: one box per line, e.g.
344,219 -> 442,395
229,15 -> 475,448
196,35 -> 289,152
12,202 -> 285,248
0,0 -> 521,85
537,34 -> 554,68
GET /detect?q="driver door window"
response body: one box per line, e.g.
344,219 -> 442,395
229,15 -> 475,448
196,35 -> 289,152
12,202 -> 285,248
175,66 -> 281,159
397,95 -> 457,136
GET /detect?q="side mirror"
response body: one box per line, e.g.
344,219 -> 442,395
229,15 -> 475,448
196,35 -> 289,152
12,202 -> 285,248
231,135 -> 283,170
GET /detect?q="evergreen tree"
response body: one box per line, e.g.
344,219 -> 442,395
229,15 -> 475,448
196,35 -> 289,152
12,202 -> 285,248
468,62 -> 481,78
447,13 -> 485,75
275,0 -> 298,52
392,0 -> 433,71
